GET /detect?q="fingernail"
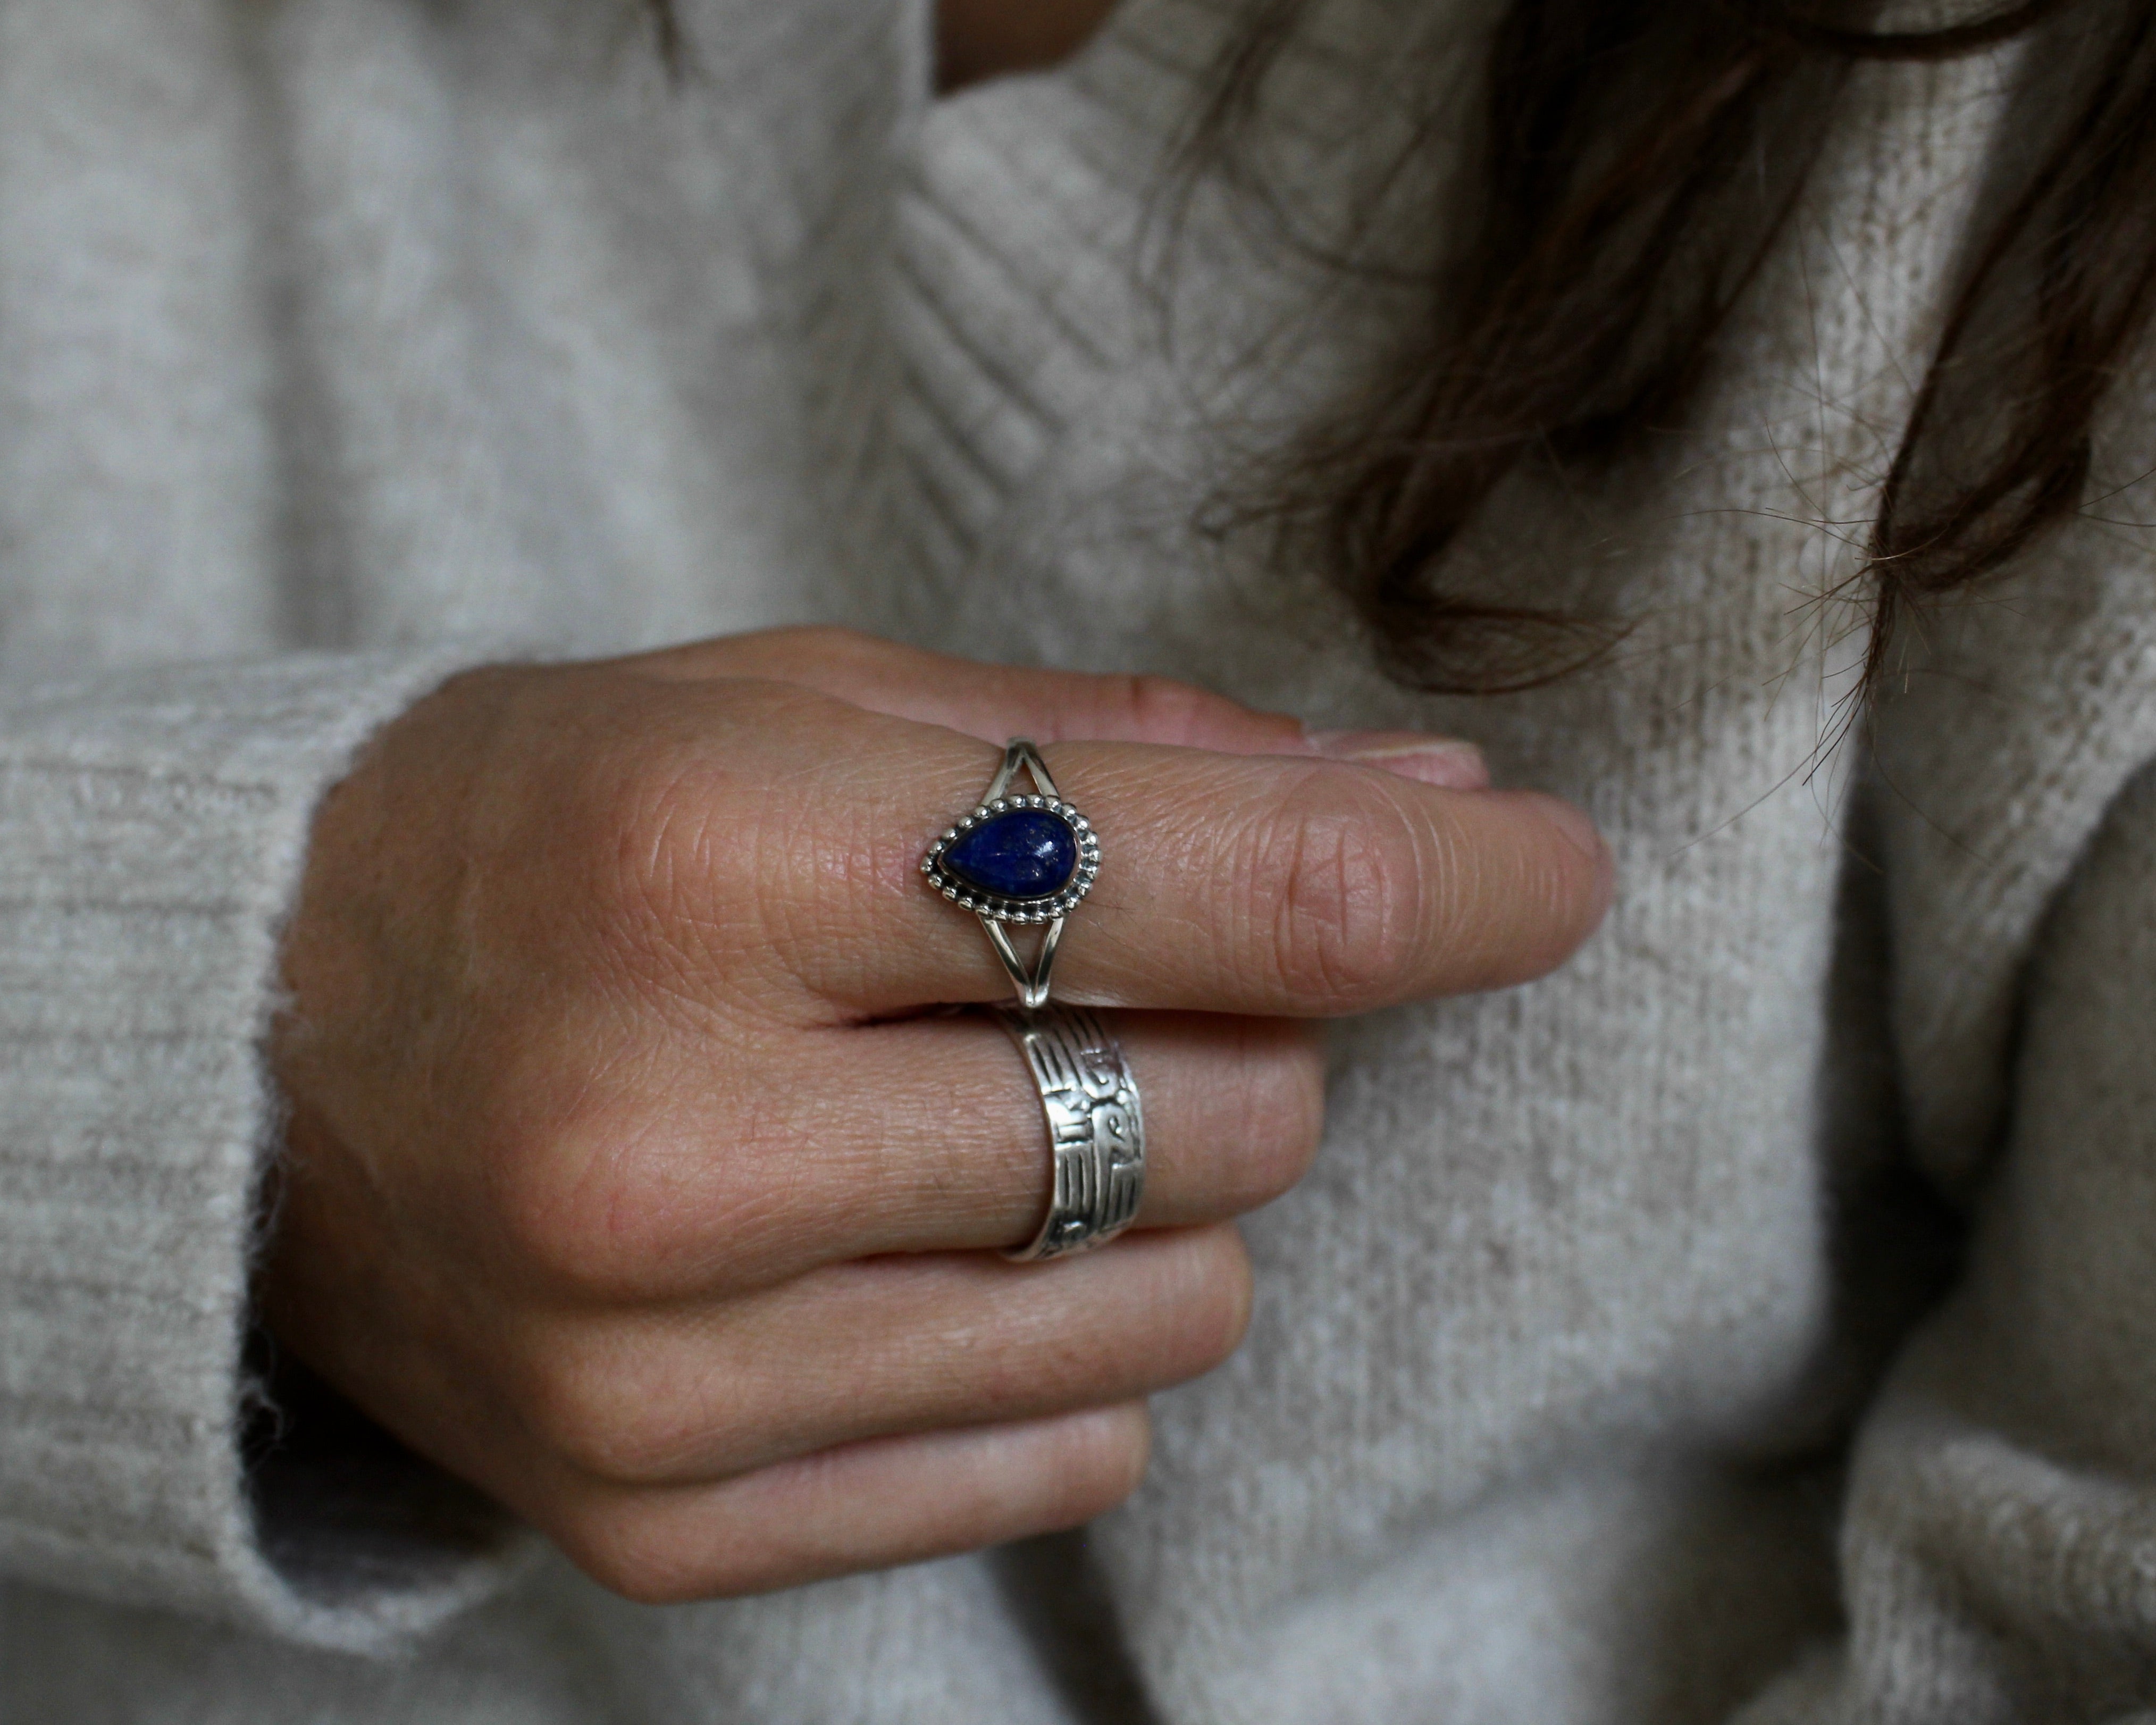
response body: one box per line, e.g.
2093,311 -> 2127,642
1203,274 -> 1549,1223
1303,728 -> 1489,790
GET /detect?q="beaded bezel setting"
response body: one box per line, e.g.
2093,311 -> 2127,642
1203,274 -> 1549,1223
921,795 -> 1100,923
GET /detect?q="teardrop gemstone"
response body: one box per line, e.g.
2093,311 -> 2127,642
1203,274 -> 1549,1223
944,809 -> 1079,900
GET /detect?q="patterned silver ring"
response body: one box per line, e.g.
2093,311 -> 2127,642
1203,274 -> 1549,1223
921,738 -> 1100,1011
994,1006 -> 1145,1261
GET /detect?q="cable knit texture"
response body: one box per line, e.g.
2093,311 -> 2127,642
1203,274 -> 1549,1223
2,0 -> 2154,1720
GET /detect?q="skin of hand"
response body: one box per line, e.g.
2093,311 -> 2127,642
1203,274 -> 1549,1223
261,626 -> 1610,1604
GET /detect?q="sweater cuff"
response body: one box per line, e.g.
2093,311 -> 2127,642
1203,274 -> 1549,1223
0,649 -> 534,1653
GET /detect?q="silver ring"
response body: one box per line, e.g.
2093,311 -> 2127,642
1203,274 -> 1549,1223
921,739 -> 1100,1011
994,1006 -> 1145,1261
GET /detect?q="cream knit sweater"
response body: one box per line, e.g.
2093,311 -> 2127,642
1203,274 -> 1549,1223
4,1 -> 2154,1720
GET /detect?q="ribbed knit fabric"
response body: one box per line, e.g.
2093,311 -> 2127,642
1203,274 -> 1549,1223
6,0 -> 2156,1721
0,650 -> 526,1652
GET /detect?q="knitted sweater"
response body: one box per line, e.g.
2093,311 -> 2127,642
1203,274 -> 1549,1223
3,1 -> 2153,1720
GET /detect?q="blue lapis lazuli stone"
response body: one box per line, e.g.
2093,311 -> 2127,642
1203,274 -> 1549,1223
945,809 -> 1078,900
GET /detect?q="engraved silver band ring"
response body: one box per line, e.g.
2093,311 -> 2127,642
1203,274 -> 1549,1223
920,739 -> 1100,1012
995,1006 -> 1146,1261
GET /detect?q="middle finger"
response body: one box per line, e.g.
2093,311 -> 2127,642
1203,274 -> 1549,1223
516,1011 -> 1324,1303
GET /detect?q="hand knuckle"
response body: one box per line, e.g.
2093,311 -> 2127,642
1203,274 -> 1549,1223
1102,673 -> 1223,741
586,734 -> 736,945
595,701 -> 863,985
518,1337 -> 630,1475
1219,1026 -> 1327,1209
487,1142 -> 604,1289
1244,779 -> 1425,1004
1002,1329 -> 1120,1412
520,1330 -> 694,1484
1179,1227 -> 1255,1367
484,1101 -> 661,1292
1117,1230 -> 1254,1384
1047,1408 -> 1152,1522
552,1499 -> 708,1605
490,1066 -> 815,1299
1102,1421 -> 1152,1506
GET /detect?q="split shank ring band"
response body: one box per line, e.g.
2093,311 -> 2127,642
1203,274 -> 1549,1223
994,1006 -> 1145,1260
920,738 -> 1100,1012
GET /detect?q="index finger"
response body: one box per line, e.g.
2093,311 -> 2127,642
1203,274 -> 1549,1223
676,684 -> 1610,1020
623,626 -> 1488,785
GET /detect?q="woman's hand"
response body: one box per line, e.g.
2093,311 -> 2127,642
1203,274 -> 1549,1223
262,627 -> 1608,1603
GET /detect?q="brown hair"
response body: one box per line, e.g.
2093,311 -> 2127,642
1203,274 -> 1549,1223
1192,0 -> 2156,694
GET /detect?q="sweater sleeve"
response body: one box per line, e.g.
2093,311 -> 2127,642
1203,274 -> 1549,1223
0,648 -> 535,1655
1739,759 -> 2156,1723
